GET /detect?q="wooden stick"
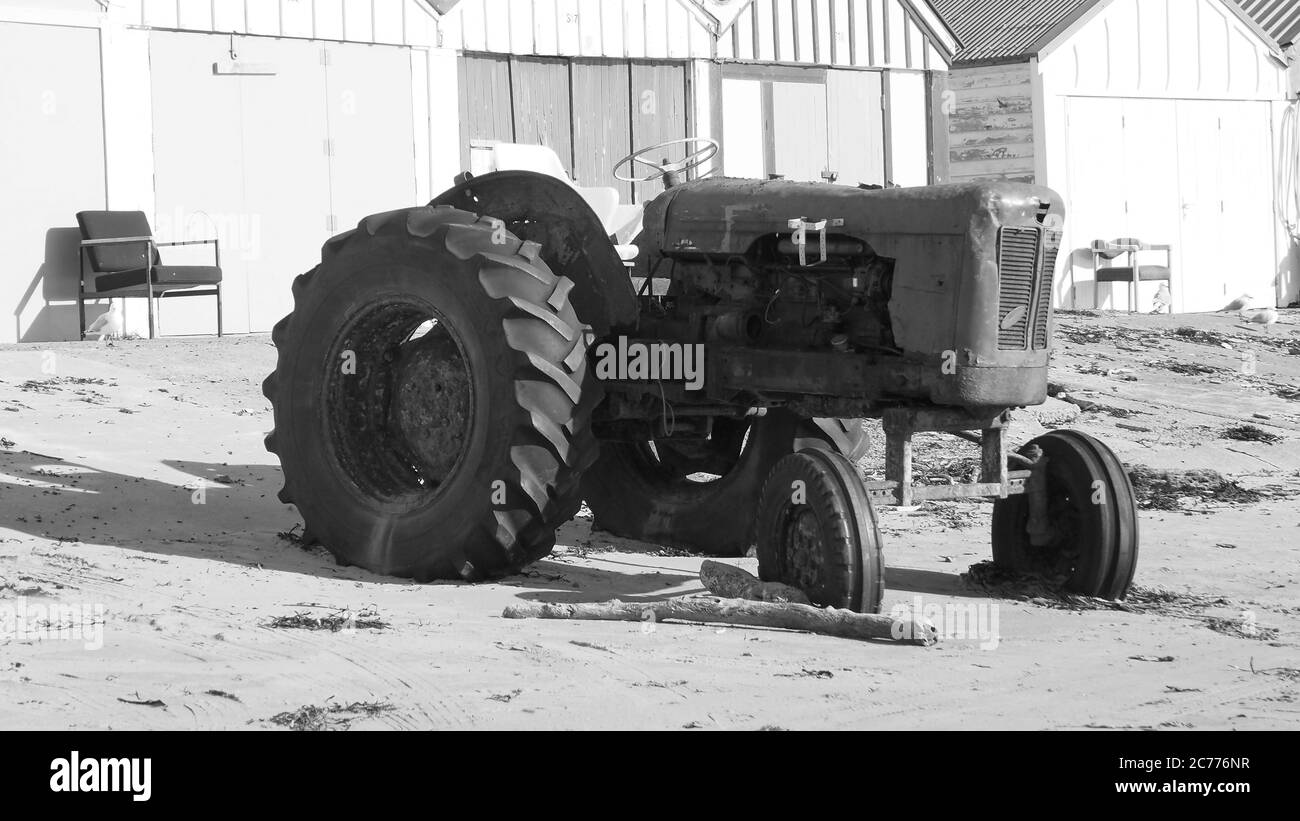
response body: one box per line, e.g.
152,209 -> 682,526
503,598 -> 938,646
699,560 -> 811,605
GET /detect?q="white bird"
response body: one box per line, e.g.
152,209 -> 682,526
1151,284 -> 1172,314
1239,307 -> 1280,334
84,302 -> 124,341
1220,294 -> 1256,313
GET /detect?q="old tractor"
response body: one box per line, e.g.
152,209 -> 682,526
262,137 -> 1139,613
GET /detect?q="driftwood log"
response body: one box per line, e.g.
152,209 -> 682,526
503,598 -> 938,646
699,560 -> 811,605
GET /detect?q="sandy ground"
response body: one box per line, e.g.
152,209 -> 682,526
1,311 -> 1299,731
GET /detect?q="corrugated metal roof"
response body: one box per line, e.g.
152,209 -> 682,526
931,0 -> 1095,64
1236,0 -> 1300,46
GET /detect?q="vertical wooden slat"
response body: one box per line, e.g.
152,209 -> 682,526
624,0 -> 646,58
458,53 -> 515,170
644,0 -> 669,58
757,0 -> 776,61
902,8 -> 912,68
926,70 -> 950,183
866,0 -> 879,66
600,0 -> 624,58
483,0 -> 512,53
556,0 -> 581,55
571,60 -> 633,198
734,2 -> 755,60
509,56 -> 573,168
508,0 -> 535,54
533,0 -> 559,54
846,0 -> 857,65
630,61 -> 688,201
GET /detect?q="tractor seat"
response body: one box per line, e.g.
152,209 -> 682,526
488,143 -> 644,240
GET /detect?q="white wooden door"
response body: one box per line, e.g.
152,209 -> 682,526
150,32 -> 252,335
1215,101 -> 1279,309
1065,97 -> 1128,309
1119,98 -> 1182,311
236,37 -> 334,335
0,22 -> 105,343
827,69 -> 885,188
721,78 -> 765,179
1175,100 -> 1229,313
325,43 -> 420,232
771,81 -> 830,183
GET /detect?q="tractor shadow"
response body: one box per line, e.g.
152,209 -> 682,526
501,518 -> 701,604
0,450 -> 407,585
886,566 -> 994,601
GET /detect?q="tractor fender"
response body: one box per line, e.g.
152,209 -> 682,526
429,170 -> 639,336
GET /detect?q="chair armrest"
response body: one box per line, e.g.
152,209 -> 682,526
80,236 -> 154,248
155,239 -> 217,248
156,238 -> 220,267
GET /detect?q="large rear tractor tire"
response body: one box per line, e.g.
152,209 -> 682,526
581,414 -> 869,557
263,206 -> 599,582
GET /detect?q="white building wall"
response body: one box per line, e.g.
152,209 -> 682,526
1036,0 -> 1290,311
440,0 -> 713,58
0,0 -> 453,341
717,0 -> 948,71
0,0 -> 953,341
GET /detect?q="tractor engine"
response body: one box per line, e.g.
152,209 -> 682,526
630,178 -> 1066,417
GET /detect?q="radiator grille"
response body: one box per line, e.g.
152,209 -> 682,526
997,227 -> 1041,350
1033,232 -> 1062,350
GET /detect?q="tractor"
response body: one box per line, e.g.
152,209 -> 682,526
262,136 -> 1140,613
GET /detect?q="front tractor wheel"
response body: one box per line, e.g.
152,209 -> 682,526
263,206 -> 599,582
755,449 -> 885,614
992,430 -> 1139,600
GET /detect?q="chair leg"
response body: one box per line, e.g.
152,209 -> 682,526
77,288 -> 86,342
216,285 -> 223,338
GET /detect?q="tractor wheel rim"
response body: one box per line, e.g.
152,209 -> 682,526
1028,466 -> 1085,582
390,329 -> 473,486
783,507 -> 824,591
324,298 -> 475,505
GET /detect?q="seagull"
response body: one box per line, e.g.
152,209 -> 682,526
1220,294 -> 1256,313
1151,284 -> 1172,314
1239,307 -> 1280,334
84,302 -> 124,341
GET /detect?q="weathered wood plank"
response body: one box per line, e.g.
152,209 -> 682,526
950,156 -> 1036,178
951,128 -> 1034,147
953,142 -> 1034,163
947,65 -> 1033,91
949,112 -> 1035,133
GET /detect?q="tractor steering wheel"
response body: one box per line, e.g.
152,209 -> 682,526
613,137 -> 720,184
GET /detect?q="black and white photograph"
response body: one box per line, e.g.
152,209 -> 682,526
1,0 -> 1297,758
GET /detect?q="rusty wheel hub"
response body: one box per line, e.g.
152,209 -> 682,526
782,507 -> 824,591
389,328 -> 473,487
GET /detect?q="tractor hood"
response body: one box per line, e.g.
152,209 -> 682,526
639,178 -> 1063,259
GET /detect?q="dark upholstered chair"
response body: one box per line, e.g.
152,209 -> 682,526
76,211 -> 222,340
1092,238 -> 1173,312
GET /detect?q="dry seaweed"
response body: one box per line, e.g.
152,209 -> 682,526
1221,425 -> 1282,445
1127,466 -> 1266,510
269,701 -> 394,731
264,607 -> 389,632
